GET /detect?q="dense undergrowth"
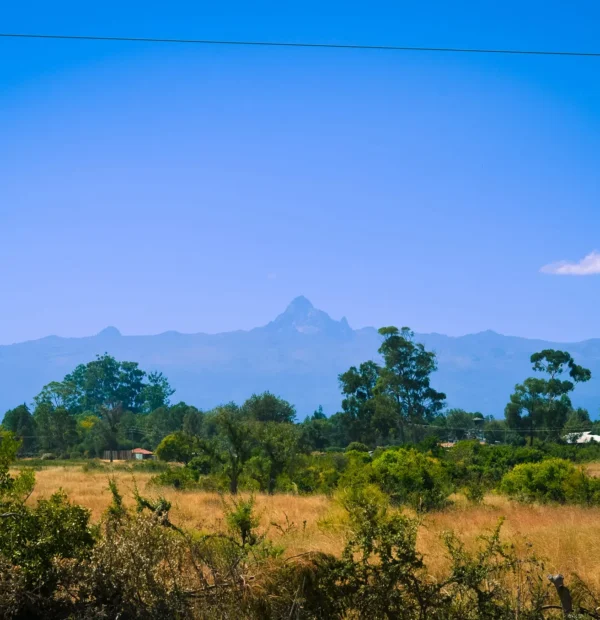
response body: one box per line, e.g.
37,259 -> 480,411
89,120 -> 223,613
148,438 -> 600,511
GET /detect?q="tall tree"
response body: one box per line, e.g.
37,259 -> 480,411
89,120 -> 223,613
563,408 -> 592,437
505,349 -> 591,443
301,407 -> 333,452
2,405 -> 36,454
338,361 -> 382,445
375,327 -> 446,437
38,355 -> 149,415
33,403 -> 77,455
215,404 -> 255,494
255,422 -> 300,494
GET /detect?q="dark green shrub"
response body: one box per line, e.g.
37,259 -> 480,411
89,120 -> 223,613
188,454 -> 213,476
149,465 -> 199,490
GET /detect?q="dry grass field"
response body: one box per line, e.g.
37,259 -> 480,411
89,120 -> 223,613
22,464 -> 600,592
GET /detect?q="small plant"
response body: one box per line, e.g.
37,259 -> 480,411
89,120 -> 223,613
82,459 -> 104,472
224,495 -> 261,547
464,480 -> 486,505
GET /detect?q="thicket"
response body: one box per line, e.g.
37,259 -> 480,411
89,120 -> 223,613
2,431 -> 600,619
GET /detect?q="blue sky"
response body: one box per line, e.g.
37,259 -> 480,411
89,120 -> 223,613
2,1 -> 600,344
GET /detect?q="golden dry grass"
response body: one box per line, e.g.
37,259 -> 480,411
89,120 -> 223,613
586,461 -> 600,477
23,465 -> 600,590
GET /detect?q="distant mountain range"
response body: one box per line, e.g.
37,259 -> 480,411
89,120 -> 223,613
1,296 -> 599,419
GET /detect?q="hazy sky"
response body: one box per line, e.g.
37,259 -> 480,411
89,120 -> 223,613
2,1 -> 600,344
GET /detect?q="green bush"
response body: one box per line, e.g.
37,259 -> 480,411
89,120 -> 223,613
149,465 -> 199,490
188,454 -> 213,476
371,448 -> 452,512
500,458 -> 600,505
345,441 -> 370,453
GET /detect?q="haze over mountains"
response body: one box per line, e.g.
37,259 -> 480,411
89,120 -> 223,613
2,296 -> 599,419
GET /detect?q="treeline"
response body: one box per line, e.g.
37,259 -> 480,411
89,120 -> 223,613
2,327 -> 598,464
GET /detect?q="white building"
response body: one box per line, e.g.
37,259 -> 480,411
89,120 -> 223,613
564,431 -> 600,444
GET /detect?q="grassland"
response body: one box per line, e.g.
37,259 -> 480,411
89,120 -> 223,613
18,461 -> 600,592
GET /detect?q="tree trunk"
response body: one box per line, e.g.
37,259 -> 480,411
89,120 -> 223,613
268,463 -> 277,495
229,469 -> 239,495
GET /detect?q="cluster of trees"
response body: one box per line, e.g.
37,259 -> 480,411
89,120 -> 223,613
2,354 -> 176,457
2,327 -> 598,466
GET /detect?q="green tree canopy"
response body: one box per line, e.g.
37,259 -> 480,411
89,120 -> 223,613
375,327 -> 446,440
35,355 -> 175,415
241,392 -> 296,424
505,349 -> 591,443
155,432 -> 197,464
1,404 -> 36,453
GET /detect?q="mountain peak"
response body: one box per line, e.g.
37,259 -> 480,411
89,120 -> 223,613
263,297 -> 352,338
284,296 -> 314,314
97,326 -> 121,338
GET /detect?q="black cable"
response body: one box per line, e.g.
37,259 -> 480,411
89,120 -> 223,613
1,32 -> 599,58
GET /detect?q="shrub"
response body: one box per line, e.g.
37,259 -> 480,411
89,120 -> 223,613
500,458 -> 600,506
345,441 -> 370,453
149,465 -> 199,490
463,480 -> 486,505
82,459 -> 104,472
371,448 -> 452,512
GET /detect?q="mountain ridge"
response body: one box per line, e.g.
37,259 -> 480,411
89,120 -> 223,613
2,297 -> 599,418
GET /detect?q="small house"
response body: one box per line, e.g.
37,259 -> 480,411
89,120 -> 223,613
132,447 -> 154,460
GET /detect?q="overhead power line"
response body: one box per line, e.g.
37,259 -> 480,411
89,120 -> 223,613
1,32 -> 599,58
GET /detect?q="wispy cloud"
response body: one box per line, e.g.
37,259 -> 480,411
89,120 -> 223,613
541,250 -> 600,276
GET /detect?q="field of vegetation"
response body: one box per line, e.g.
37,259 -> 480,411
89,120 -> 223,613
3,327 -> 600,617
23,462 -> 600,589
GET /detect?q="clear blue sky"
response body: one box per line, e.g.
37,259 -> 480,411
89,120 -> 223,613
2,1 -> 600,345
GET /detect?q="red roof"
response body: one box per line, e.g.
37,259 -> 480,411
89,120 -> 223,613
132,448 -> 153,455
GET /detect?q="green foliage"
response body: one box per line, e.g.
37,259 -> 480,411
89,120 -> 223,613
500,458 -> 600,505
149,465 -> 200,490
1,404 -> 36,453
241,391 -> 296,423
141,370 -> 176,412
155,431 -> 197,464
254,421 -> 300,494
505,349 -> 592,443
376,326 -> 446,427
371,448 -> 452,512
214,404 -> 255,494
346,441 -> 370,453
0,432 -> 96,615
224,495 -> 261,547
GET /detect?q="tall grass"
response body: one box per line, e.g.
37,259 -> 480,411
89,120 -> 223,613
24,464 -> 600,592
